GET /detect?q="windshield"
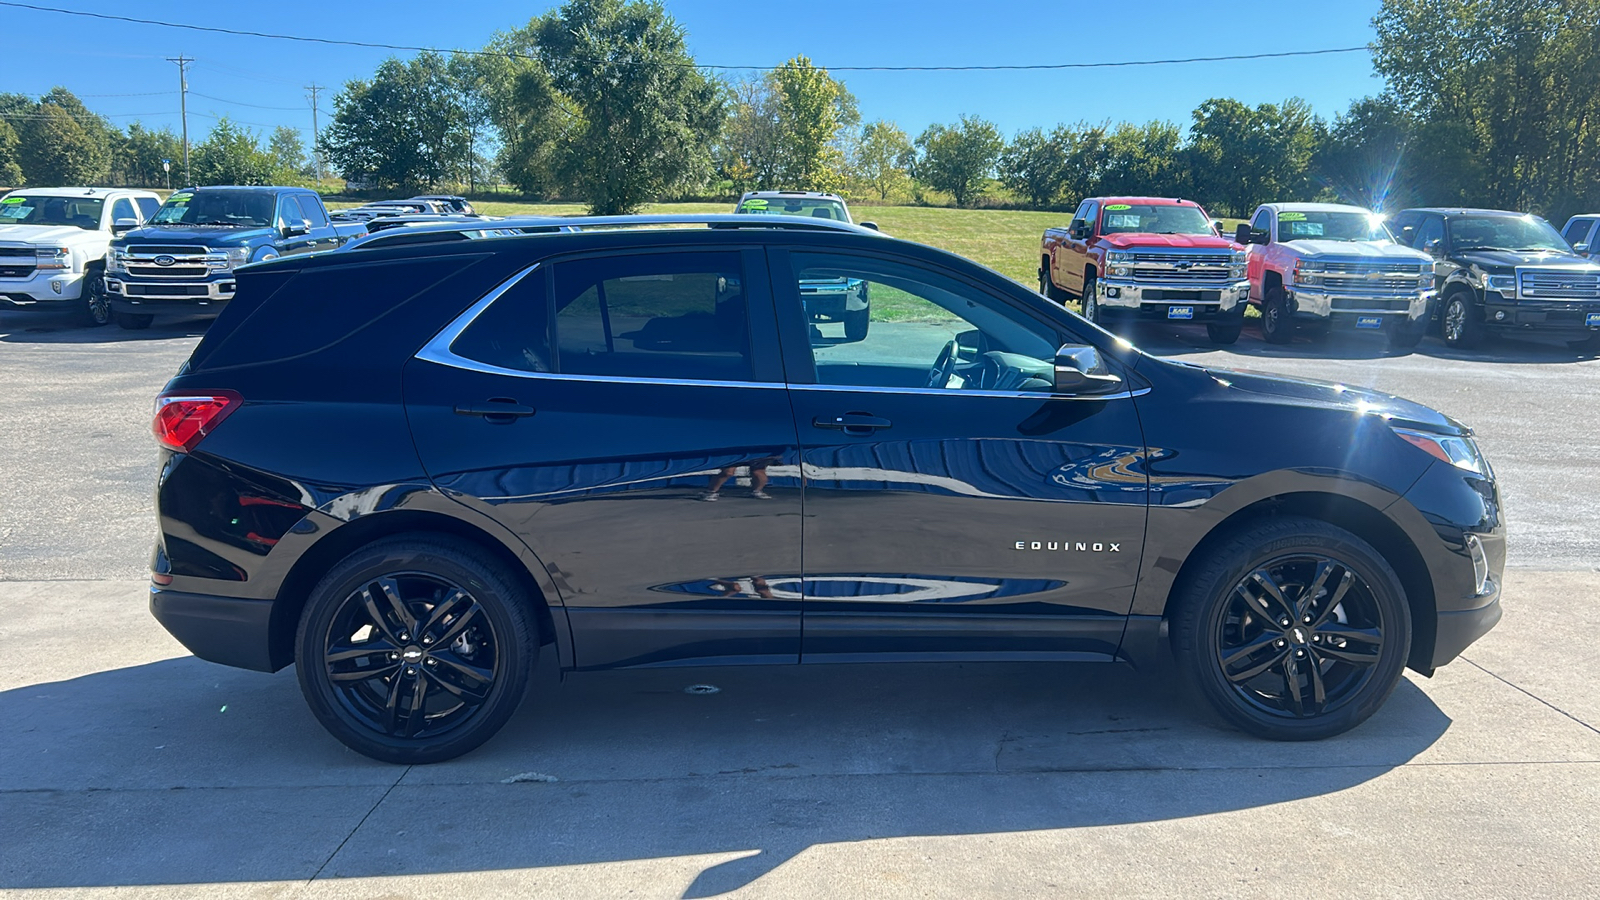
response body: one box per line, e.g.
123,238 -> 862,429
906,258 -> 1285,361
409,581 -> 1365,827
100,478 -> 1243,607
1099,204 -> 1215,236
1277,210 -> 1393,243
151,190 -> 276,227
0,195 -> 104,230
1449,215 -> 1570,253
736,196 -> 850,222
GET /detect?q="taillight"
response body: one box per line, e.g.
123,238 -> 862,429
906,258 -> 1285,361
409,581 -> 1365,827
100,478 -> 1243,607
153,391 -> 242,453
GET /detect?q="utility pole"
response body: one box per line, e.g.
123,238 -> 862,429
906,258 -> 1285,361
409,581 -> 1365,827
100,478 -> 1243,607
166,54 -> 193,186
305,83 -> 323,184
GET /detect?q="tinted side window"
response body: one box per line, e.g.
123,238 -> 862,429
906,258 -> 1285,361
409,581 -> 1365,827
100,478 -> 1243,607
111,198 -> 137,224
1415,217 -> 1446,251
135,196 -> 161,220
1562,218 -> 1594,245
451,268 -> 551,373
1388,212 -> 1422,246
1082,201 -> 1099,232
1251,209 -> 1271,237
1071,200 -> 1092,224
553,252 -> 752,382
278,196 -> 306,226
299,195 -> 329,227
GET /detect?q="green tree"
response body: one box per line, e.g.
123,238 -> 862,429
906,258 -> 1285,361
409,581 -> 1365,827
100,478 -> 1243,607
915,114 -> 1004,208
768,56 -> 854,190
717,75 -> 782,193
37,87 -> 115,182
999,126 -> 1068,208
0,119 -> 22,186
1095,121 -> 1187,200
119,122 -> 184,188
18,104 -> 102,186
191,117 -> 276,185
1186,97 -> 1321,218
851,120 -> 913,200
267,126 -> 308,180
320,52 -> 470,190
495,0 -> 723,213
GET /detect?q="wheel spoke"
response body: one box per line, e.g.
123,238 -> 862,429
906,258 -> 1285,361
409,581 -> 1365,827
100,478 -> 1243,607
419,590 -> 472,643
326,640 -> 397,664
422,664 -> 491,703
381,670 -> 406,735
1306,655 -> 1328,713
1298,562 -> 1336,618
1221,632 -> 1281,669
1315,626 -> 1384,665
374,577 -> 417,635
432,602 -> 482,648
1311,570 -> 1356,628
1242,570 -> 1295,627
329,662 -> 400,683
432,654 -> 493,689
403,670 -> 429,737
1281,652 -> 1306,716
360,588 -> 405,645
1226,645 -> 1291,683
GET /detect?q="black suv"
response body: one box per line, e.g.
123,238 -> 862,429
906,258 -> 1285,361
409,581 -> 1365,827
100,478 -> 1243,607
1388,208 -> 1600,349
148,215 -> 1504,763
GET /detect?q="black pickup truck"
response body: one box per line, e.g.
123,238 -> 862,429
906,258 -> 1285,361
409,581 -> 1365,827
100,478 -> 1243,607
1389,207 -> 1600,350
106,186 -> 366,329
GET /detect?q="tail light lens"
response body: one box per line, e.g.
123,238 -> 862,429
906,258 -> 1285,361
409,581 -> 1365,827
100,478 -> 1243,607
153,391 -> 242,453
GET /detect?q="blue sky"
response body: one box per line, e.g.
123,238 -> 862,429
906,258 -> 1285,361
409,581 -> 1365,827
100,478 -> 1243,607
8,0 -> 1388,147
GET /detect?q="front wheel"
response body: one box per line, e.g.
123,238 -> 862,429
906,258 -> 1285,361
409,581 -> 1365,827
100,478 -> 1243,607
1170,517 -> 1411,740
1441,292 -> 1485,349
1260,286 -> 1295,344
114,310 -> 153,330
77,265 -> 111,327
1080,276 -> 1101,326
295,535 -> 536,764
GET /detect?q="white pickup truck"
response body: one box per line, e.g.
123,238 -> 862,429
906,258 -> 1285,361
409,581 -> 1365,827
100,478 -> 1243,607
0,187 -> 162,326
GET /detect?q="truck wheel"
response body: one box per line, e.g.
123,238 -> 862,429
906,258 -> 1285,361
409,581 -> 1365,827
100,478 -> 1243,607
77,264 -> 111,327
843,306 -> 869,341
1440,291 -> 1485,349
1260,286 -> 1295,344
1388,322 -> 1425,351
1080,276 -> 1102,326
1206,320 -> 1243,344
1170,516 -> 1411,741
114,311 -> 154,330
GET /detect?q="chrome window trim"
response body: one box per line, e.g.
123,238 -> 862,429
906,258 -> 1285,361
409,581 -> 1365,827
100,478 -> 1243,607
790,382 -> 1148,402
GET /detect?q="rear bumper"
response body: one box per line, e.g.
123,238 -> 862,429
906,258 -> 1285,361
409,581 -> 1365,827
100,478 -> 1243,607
150,588 -> 279,672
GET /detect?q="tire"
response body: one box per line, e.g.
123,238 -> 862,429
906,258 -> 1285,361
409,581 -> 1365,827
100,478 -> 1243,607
1389,322 -> 1425,350
843,306 -> 869,341
1206,320 -> 1242,344
77,264 -> 111,327
114,310 -> 153,330
1440,291 -> 1485,349
295,535 -> 537,764
1171,517 -> 1411,741
1260,284 -> 1295,344
1080,275 -> 1101,326
1039,257 -> 1068,303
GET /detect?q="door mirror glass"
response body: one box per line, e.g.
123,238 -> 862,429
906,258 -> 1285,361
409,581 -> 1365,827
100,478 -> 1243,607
1422,238 -> 1444,256
112,217 -> 140,234
1235,223 -> 1253,244
283,219 -> 311,237
859,221 -> 880,231
1574,242 -> 1589,253
1070,219 -> 1090,240
1054,344 -> 1123,395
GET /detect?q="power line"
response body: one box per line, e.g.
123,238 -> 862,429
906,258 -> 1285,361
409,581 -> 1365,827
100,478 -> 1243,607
190,90 -> 307,111
0,0 -> 1371,71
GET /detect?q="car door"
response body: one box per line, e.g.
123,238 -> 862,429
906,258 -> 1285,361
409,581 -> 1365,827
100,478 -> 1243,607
1063,200 -> 1098,297
275,195 -> 318,256
1562,217 -> 1596,257
1246,207 -> 1273,291
403,245 -> 803,669
770,247 -> 1149,661
297,195 -> 342,252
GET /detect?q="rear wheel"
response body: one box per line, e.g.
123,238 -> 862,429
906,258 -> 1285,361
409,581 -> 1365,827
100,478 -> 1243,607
114,310 -> 153,330
1039,257 -> 1068,303
295,535 -> 536,764
77,264 -> 110,327
1171,517 -> 1410,740
1440,291 -> 1485,349
1260,285 -> 1295,344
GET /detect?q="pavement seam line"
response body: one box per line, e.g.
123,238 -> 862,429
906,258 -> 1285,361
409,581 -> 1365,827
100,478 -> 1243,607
303,763 -> 413,887
1461,656 -> 1600,737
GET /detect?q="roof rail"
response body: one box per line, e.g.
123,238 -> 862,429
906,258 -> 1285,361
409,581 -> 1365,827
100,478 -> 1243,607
339,212 -> 883,252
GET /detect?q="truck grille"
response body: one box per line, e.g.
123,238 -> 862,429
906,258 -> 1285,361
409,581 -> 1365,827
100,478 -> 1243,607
127,265 -> 210,278
122,246 -> 215,280
1129,252 -> 1232,284
0,247 -> 33,258
1312,261 -> 1429,297
0,265 -> 35,278
1519,269 -> 1600,300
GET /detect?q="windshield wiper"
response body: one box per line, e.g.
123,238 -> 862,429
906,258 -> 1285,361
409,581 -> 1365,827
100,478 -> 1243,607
197,219 -> 247,226
1453,245 -> 1514,253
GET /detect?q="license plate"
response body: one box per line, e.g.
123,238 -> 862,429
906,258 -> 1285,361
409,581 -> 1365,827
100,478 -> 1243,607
1356,316 -> 1384,329
1588,313 -> 1600,327
1167,306 -> 1194,320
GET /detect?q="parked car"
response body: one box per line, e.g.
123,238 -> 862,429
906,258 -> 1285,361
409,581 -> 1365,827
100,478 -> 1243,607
1389,208 -> 1600,349
1560,214 -> 1598,259
735,191 -> 876,339
148,213 -> 1502,762
330,201 -> 442,223
1237,203 -> 1436,348
1040,196 -> 1249,344
408,195 -> 479,216
107,186 -> 366,329
0,187 -> 161,326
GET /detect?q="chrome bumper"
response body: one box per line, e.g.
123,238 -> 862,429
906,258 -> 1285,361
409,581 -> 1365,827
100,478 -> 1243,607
106,277 -> 237,301
1097,278 -> 1248,311
0,270 -> 86,302
1284,287 -> 1433,321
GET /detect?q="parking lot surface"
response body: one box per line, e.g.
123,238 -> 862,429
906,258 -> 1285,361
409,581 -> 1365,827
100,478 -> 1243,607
2,309 -> 1597,898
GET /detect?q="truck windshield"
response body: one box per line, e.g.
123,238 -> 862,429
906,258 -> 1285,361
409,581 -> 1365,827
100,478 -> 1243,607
1449,215 -> 1570,253
1277,211 -> 1393,242
0,196 -> 104,229
736,197 -> 849,222
151,190 -> 276,227
1099,204 -> 1214,236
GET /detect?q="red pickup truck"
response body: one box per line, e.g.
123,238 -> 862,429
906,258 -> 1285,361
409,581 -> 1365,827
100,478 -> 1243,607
1040,196 -> 1249,343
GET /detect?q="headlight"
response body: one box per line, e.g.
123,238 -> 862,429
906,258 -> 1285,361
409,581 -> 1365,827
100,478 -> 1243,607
1392,427 -> 1489,476
1293,259 -> 1324,285
108,248 -> 127,271
1106,250 -> 1134,265
1231,249 -> 1247,266
227,247 -> 250,265
1111,265 -> 1132,277
35,247 -> 69,270
1486,274 -> 1516,293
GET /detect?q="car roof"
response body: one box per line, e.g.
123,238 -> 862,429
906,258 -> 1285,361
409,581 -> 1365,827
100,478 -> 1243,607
1262,202 -> 1375,214
1399,207 -> 1537,217
1091,197 -> 1202,207
740,190 -> 846,201
336,213 -> 878,255
409,195 -> 466,201
3,187 -> 158,199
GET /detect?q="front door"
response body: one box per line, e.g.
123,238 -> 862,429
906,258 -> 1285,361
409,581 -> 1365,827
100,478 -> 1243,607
771,248 -> 1149,661
404,246 -> 802,669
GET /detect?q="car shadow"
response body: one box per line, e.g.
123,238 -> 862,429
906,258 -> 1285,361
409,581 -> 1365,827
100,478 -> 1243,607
0,310 -> 211,342
0,654 -> 1452,894
1125,320 -> 1595,364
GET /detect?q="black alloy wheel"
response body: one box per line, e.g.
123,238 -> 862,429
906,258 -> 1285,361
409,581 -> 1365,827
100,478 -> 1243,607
296,536 -> 535,763
1441,292 -> 1484,349
78,264 -> 111,327
1261,285 -> 1295,344
1172,517 -> 1410,740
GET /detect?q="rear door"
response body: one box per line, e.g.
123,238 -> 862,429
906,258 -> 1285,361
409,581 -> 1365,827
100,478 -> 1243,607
403,245 -> 803,669
771,247 -> 1149,661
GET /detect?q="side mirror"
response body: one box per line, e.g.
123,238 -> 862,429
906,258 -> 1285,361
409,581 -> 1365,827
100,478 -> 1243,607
112,217 -> 140,234
859,221 -> 880,231
1053,344 -> 1124,395
282,219 -> 310,237
1422,238 -> 1444,256
1574,242 -> 1589,254
1211,220 -> 1224,234
1069,219 -> 1090,240
1235,223 -> 1252,244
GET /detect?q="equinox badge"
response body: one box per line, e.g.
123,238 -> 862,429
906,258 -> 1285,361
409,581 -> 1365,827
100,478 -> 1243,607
1015,541 -> 1121,552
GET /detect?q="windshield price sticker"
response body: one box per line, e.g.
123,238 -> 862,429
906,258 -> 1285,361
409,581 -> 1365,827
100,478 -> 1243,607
1,196 -> 26,204
0,205 -> 31,217
168,193 -> 192,204
1278,211 -> 1307,221
1104,204 -> 1131,211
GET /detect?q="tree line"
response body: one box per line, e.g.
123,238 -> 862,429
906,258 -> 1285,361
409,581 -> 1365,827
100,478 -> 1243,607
5,0 -> 1598,226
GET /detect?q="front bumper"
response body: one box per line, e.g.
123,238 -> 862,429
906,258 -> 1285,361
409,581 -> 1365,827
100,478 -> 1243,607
0,269 -> 86,306
1097,278 -> 1248,313
150,587 -> 278,672
1285,287 -> 1433,324
1480,294 -> 1600,334
107,273 -> 236,313
1431,587 -> 1502,669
